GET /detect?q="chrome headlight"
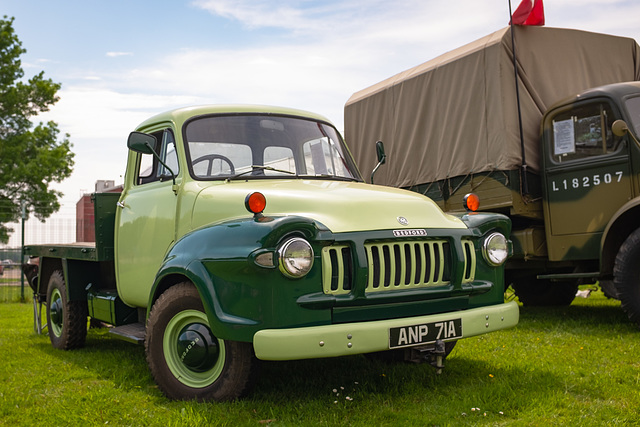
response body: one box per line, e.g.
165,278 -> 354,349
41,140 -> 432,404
277,237 -> 314,278
482,232 -> 509,266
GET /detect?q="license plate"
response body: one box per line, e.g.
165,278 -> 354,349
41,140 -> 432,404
389,318 -> 462,349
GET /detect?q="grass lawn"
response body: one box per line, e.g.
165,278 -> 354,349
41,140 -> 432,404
0,288 -> 638,426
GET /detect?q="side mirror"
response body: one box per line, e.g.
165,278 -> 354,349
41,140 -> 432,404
612,119 -> 640,149
612,120 -> 629,137
375,140 -> 386,164
371,140 -> 386,184
127,131 -> 178,194
128,131 -> 158,155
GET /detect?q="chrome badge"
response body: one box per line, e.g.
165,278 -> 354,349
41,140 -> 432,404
397,216 -> 409,226
393,229 -> 427,237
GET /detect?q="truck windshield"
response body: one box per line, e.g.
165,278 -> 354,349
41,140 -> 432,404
184,114 -> 362,181
624,96 -> 640,137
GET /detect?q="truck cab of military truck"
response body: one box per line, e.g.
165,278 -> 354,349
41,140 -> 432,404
536,82 -> 640,323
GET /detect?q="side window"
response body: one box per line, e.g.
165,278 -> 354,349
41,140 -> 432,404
550,102 -> 623,163
137,129 -> 179,185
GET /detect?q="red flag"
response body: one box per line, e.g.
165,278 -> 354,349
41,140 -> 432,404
511,0 -> 545,26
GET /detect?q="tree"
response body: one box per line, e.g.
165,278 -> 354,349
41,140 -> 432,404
0,16 -> 74,243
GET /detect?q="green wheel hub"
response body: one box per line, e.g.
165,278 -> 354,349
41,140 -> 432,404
49,288 -> 63,337
163,309 -> 225,388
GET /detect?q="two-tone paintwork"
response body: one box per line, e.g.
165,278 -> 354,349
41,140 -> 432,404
113,105 -> 517,357
30,105 -> 518,361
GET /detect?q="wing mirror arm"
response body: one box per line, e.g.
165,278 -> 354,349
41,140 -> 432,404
144,142 -> 178,195
370,140 -> 386,184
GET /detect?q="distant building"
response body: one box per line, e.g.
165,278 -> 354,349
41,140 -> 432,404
76,180 -> 122,242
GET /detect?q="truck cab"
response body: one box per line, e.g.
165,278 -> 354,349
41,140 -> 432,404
26,105 -> 518,402
539,82 -> 640,322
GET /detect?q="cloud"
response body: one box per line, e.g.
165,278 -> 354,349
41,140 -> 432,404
191,0 -> 500,42
39,86 -> 202,139
191,0 -> 351,32
106,51 -> 133,57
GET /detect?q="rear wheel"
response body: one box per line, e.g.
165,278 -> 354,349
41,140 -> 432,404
46,270 -> 88,350
145,283 -> 258,401
613,228 -> 640,327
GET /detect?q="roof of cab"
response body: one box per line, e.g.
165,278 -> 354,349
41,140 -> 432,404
547,81 -> 640,112
134,104 -> 333,131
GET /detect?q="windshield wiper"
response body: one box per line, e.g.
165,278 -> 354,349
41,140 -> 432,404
306,174 -> 361,182
226,165 -> 297,181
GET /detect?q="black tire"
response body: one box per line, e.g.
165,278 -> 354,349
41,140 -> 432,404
46,270 -> 88,350
613,228 -> 640,327
145,282 -> 258,401
599,279 -> 619,300
511,277 -> 577,306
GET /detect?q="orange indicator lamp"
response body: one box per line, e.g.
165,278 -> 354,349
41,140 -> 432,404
245,192 -> 267,215
463,193 -> 480,212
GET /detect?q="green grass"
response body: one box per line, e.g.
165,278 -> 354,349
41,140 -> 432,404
1,289 -> 638,426
0,285 -> 28,303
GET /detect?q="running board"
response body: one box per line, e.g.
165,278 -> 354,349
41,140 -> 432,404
109,322 -> 145,345
537,271 -> 599,280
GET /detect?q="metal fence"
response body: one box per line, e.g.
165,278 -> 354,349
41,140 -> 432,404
0,214 -> 77,302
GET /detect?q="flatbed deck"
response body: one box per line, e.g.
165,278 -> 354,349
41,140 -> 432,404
24,242 -> 99,261
23,192 -> 120,263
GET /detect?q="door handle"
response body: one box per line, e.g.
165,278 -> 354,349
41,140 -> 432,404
117,201 -> 126,209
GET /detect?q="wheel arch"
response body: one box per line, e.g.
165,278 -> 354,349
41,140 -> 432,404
601,198 -> 640,276
37,257 -> 63,298
147,261 -> 259,343
147,272 -> 191,315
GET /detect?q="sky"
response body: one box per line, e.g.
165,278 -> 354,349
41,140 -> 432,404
3,0 -> 640,227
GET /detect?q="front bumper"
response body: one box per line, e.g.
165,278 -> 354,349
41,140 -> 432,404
253,301 -> 518,360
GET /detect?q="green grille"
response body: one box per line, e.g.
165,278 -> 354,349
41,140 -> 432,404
321,239 -> 476,295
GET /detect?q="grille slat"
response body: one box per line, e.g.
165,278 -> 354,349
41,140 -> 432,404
322,239 -> 476,295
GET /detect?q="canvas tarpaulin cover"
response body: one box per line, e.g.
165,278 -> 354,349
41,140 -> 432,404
344,26 -> 640,188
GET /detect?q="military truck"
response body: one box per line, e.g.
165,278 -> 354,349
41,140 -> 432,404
23,105 -> 518,401
344,26 -> 640,326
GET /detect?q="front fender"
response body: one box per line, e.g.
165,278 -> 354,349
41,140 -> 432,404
148,214 -> 331,342
455,212 -> 512,237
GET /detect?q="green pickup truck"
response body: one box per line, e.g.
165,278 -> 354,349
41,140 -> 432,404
25,105 -> 518,401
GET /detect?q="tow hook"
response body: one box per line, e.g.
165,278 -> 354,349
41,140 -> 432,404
407,339 -> 447,373
428,340 -> 446,374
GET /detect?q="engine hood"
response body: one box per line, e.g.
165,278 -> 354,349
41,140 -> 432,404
191,179 -> 466,233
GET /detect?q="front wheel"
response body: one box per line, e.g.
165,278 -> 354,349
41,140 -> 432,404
613,228 -> 640,327
46,270 -> 88,350
145,283 -> 258,401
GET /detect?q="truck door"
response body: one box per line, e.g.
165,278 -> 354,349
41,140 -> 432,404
542,100 -> 633,261
115,128 -> 180,308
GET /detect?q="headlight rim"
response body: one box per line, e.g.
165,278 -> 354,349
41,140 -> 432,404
482,232 -> 509,267
277,237 -> 314,279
